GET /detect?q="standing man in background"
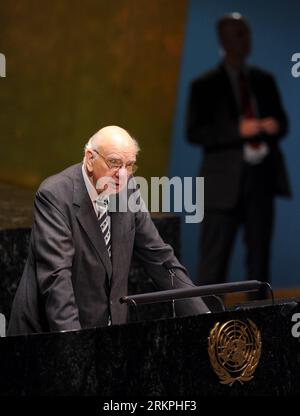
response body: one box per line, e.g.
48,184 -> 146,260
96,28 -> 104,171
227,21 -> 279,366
186,13 -> 291,298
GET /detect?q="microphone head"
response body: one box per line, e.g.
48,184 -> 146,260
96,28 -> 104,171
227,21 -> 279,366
162,260 -> 174,270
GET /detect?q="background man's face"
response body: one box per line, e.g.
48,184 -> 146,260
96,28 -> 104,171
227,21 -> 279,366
221,20 -> 251,60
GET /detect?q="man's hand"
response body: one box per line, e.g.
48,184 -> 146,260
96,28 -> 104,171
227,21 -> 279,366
239,118 -> 261,138
259,117 -> 280,135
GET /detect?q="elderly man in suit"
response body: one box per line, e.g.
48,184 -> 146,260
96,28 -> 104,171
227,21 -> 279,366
186,13 -> 291,297
8,126 -> 209,335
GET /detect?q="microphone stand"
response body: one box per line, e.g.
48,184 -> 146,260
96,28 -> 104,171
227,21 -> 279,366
120,280 -> 274,307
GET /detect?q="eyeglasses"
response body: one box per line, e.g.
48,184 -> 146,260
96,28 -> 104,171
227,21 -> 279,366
92,149 -> 138,174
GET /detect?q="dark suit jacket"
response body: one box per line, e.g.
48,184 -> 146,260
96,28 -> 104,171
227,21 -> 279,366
8,163 -> 209,335
186,64 -> 291,210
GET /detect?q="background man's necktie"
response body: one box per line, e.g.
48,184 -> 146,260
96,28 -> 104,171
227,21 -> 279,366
238,71 -> 261,149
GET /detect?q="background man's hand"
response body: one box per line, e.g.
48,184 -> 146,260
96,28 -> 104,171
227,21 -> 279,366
239,118 -> 261,138
259,117 -> 280,135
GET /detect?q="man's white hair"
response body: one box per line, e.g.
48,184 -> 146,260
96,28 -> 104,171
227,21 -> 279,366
83,127 -> 140,158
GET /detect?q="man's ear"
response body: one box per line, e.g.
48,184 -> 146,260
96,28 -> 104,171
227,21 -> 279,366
85,150 -> 94,173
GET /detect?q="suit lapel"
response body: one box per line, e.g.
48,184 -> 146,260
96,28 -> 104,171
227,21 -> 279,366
110,209 -> 126,288
248,69 -> 263,116
73,164 -> 112,279
218,64 -> 240,118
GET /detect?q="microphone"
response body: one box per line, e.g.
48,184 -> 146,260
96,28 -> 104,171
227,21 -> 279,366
162,261 -> 224,312
162,261 -> 177,318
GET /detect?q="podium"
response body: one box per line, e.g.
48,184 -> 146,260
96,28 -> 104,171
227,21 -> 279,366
0,217 -> 179,328
1,215 -> 300,396
1,300 -> 300,396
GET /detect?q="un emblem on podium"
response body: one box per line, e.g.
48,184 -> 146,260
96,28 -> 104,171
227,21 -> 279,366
208,320 -> 261,386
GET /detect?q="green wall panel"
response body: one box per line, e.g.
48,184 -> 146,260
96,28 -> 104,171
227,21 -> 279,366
0,0 -> 187,187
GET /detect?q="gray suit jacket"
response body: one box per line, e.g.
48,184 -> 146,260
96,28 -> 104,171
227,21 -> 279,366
8,163 -> 209,335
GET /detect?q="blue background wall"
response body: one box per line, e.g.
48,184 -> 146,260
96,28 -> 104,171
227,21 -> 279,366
169,0 -> 300,288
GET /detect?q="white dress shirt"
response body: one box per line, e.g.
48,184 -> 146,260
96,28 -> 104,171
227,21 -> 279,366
81,164 -> 110,223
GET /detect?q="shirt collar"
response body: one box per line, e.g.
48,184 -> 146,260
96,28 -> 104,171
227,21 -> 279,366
224,61 -> 248,80
81,164 -> 110,206
81,163 -> 99,205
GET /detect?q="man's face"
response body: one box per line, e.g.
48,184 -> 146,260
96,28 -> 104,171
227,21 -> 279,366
86,142 -> 137,195
221,20 -> 251,60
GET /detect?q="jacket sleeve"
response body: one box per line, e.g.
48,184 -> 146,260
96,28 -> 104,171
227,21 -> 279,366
259,73 -> 288,145
133,198 -> 210,316
32,189 -> 81,332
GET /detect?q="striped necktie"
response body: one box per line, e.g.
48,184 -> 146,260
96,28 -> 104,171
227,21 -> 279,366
96,196 -> 111,258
